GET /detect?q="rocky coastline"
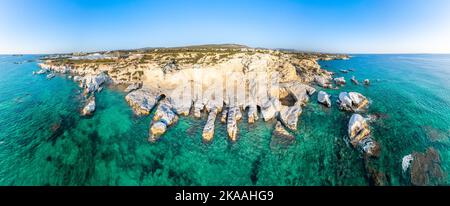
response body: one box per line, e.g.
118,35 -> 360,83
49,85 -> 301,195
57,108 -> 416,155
37,45 -> 350,144
34,45 -> 447,185
36,45 -> 388,178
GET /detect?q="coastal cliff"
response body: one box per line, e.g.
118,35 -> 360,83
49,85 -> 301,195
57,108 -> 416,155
38,45 -> 349,142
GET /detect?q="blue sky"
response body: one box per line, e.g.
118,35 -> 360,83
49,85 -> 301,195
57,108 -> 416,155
0,0 -> 449,54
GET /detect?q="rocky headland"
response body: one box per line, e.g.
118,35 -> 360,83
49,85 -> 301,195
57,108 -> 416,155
34,44 -> 446,186
37,44 -> 349,143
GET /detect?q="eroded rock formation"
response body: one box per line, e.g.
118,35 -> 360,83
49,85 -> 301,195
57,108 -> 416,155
39,45 -> 348,143
81,96 -> 96,116
125,88 -> 161,116
149,99 -> 179,142
338,92 -> 369,112
348,114 -> 380,157
317,91 -> 331,107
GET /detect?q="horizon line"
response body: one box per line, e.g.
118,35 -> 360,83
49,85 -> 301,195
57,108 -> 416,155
1,43 -> 449,55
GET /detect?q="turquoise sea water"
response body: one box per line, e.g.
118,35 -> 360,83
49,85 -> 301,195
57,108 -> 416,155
0,54 -> 449,185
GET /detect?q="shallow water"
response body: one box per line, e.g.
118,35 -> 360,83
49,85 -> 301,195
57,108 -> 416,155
0,54 -> 448,185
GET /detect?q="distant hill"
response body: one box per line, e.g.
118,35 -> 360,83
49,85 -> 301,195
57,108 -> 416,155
139,44 -> 250,51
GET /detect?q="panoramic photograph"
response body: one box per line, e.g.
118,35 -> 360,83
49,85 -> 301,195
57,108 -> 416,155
0,0 -> 449,192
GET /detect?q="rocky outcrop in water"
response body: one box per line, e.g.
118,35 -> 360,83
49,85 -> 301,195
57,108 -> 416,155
246,105 -> 258,124
364,79 -> 370,85
334,77 -> 346,85
149,99 -> 179,142
315,75 -> 332,88
226,107 -> 241,142
46,73 -> 55,79
81,72 -> 109,95
125,88 -> 161,115
33,68 -> 48,75
351,76 -> 359,85
348,114 -> 380,157
220,108 -> 228,123
402,154 -> 414,172
279,103 -> 302,131
202,108 -> 218,142
81,96 -> 96,116
317,91 -> 331,107
338,92 -> 369,112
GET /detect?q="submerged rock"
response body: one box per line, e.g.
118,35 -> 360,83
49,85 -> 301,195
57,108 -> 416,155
81,96 -> 96,116
366,164 -> 388,186
202,108 -> 218,142
125,88 -> 161,115
271,121 -> 295,148
338,92 -> 369,112
317,91 -> 331,107
279,103 -> 302,131
360,138 -> 381,157
410,148 -> 444,186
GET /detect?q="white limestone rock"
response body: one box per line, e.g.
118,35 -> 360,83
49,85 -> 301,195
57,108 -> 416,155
338,92 -> 369,112
202,108 -> 218,142
125,88 -> 161,115
348,114 -> 380,157
226,107 -> 240,142
81,96 -> 96,116
334,77 -> 346,85
279,103 -> 302,131
317,91 -> 331,107
314,75 -> 332,88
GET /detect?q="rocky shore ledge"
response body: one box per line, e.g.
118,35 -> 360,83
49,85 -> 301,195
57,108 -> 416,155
38,45 -> 349,143
34,45 -> 446,186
